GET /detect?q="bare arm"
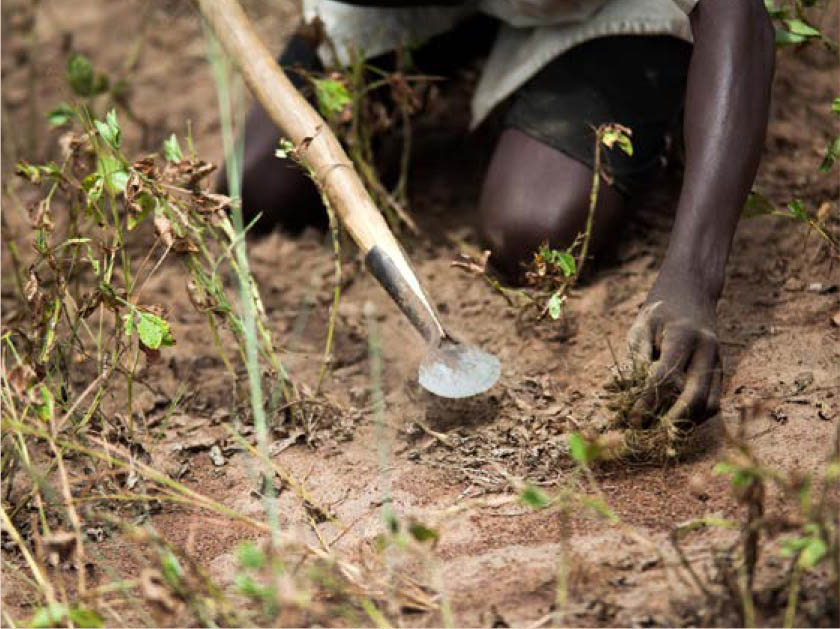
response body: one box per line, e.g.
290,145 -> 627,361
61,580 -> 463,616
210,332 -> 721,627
627,0 -> 776,425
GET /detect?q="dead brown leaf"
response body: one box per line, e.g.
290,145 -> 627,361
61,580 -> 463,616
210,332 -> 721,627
451,250 -> 491,275
153,215 -> 175,247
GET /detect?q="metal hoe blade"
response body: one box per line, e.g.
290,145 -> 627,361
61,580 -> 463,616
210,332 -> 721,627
418,339 -> 501,399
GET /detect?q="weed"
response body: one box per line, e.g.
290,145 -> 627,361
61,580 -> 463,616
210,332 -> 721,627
670,408 -> 840,626
453,123 -> 634,323
766,0 -> 839,48
298,44 -> 438,235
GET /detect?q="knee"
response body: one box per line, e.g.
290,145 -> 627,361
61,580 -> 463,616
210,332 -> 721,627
478,190 -> 590,280
476,127 -> 623,279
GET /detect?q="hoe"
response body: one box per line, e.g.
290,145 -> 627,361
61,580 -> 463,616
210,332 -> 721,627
195,0 -> 501,398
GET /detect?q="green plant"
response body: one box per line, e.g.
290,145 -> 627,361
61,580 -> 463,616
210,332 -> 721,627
297,45 -> 439,235
670,413 -> 840,627
765,0 -> 838,48
453,123 -> 634,323
819,97 -> 840,173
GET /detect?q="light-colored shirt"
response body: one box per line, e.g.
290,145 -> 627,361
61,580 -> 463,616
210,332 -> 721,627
303,0 -> 698,127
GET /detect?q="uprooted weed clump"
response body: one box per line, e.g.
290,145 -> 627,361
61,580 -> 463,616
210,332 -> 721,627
599,360 -> 699,463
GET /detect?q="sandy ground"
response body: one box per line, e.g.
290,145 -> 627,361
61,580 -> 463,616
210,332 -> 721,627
2,0 -> 839,626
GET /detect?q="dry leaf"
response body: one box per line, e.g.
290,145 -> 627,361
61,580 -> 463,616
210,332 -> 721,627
153,215 -> 174,247
140,568 -> 180,617
38,531 -> 77,567
451,250 -> 491,275
173,236 -> 198,254
7,363 -> 36,396
132,156 -> 157,178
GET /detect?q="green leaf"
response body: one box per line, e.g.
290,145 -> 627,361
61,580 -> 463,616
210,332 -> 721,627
30,603 -> 67,628
159,550 -> 183,588
520,484 -> 551,509
786,199 -> 808,221
235,573 -> 263,598
581,496 -> 619,523
408,521 -> 440,543
67,53 -> 94,95
15,161 -> 42,184
775,28 -> 808,46
713,461 -> 737,475
732,469 -> 756,488
785,19 -> 821,37
547,292 -> 564,320
163,133 -> 183,162
819,136 -> 840,173
48,102 -> 76,126
41,162 -> 64,179
800,537 -> 827,568
781,535 -> 828,569
742,190 -> 776,218
568,432 -> 592,465
601,128 -> 633,156
763,0 -> 787,19
796,477 -> 812,512
123,313 -> 134,337
831,98 -> 840,116
781,535 -> 810,556
236,541 -> 265,570
127,193 -> 157,230
275,138 -> 295,160
137,312 -> 174,350
82,172 -> 104,205
67,607 -> 105,628
714,460 -> 758,488
98,155 -> 128,193
37,384 -> 55,423
557,252 -> 576,277
617,134 -> 633,156
313,78 -> 351,117
94,109 -> 121,150
67,53 -> 108,97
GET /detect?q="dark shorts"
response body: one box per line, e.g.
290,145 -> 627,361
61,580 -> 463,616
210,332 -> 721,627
504,35 -> 692,195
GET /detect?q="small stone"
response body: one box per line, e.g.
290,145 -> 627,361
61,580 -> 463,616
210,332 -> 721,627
209,445 -> 226,467
688,473 -> 709,501
808,282 -> 838,294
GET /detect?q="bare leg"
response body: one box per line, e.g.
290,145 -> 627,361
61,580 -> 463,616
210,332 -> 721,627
477,128 -> 625,280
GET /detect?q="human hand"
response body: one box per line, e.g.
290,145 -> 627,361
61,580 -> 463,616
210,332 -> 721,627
625,288 -> 722,428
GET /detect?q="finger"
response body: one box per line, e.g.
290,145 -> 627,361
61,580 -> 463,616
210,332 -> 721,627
626,301 -> 663,364
628,326 -> 694,427
663,339 -> 717,427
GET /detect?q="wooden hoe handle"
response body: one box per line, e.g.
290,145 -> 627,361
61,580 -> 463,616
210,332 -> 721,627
194,0 -> 446,344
